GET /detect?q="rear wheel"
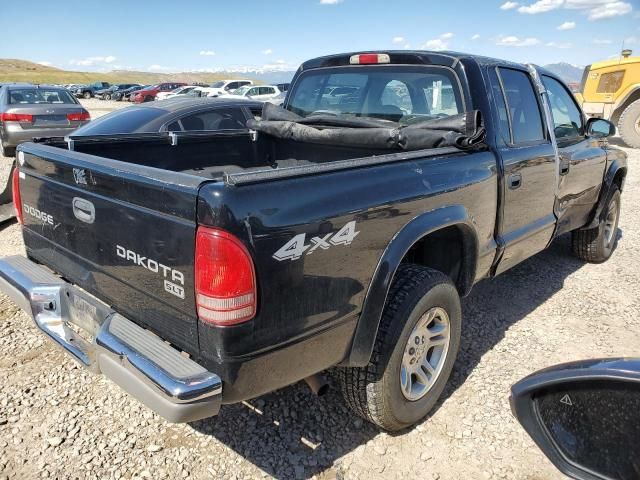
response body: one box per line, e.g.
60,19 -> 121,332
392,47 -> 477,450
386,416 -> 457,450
572,188 -> 621,263
83,91 -> 92,99
618,99 -> 640,148
337,264 -> 461,431
104,93 -> 112,100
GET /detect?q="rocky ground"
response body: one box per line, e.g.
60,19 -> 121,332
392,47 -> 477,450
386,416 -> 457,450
0,102 -> 638,479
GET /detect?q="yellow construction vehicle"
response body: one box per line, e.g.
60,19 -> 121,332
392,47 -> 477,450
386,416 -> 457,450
577,49 -> 640,148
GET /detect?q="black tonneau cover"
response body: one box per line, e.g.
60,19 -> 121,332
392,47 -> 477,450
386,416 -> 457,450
247,103 -> 486,151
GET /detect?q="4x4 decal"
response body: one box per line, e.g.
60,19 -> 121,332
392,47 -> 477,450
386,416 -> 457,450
273,221 -> 359,261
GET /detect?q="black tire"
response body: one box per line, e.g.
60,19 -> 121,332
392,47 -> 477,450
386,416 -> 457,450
618,99 -> 640,149
337,264 -> 461,431
104,93 -> 112,100
83,91 -> 92,99
144,96 -> 152,103
572,188 -> 621,263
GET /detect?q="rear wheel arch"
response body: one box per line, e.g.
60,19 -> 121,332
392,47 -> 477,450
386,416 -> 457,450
344,205 -> 479,367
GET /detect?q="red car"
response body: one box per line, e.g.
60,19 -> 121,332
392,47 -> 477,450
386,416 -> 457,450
130,82 -> 186,103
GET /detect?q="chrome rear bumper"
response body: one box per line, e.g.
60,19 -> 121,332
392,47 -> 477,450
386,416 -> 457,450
0,255 -> 222,423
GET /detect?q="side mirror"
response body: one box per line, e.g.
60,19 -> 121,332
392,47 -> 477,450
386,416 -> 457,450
510,358 -> 640,480
586,117 -> 616,138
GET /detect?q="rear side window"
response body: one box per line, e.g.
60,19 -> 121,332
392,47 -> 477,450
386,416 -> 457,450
173,108 -> 247,131
9,88 -> 77,105
288,66 -> 462,124
542,75 -> 584,140
497,68 -> 545,144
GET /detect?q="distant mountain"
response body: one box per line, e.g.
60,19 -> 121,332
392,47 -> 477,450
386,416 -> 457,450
0,58 -> 293,86
543,62 -> 584,84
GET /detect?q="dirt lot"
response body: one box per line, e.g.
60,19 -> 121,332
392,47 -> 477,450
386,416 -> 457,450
0,101 -> 638,479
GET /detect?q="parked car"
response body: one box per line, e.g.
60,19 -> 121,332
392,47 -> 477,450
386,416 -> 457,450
267,91 -> 287,106
2,51 -> 625,433
130,83 -> 187,103
73,82 -> 111,99
156,85 -> 199,101
230,84 -> 282,101
96,84 -> 141,101
71,97 -> 262,135
113,85 -> 148,102
204,79 -> 253,97
0,84 -> 90,156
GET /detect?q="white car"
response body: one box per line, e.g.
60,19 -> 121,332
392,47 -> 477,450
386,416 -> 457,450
204,79 -> 253,97
156,85 -> 199,101
230,85 -> 282,101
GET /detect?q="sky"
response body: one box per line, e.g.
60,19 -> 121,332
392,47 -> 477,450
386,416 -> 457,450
1,0 -> 638,73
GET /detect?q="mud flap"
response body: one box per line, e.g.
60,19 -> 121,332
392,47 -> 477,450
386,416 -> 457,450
0,161 -> 16,224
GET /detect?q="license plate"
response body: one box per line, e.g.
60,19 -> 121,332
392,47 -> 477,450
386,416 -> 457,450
67,292 -> 99,336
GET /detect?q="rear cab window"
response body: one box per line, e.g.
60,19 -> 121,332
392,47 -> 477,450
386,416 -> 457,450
287,66 -> 464,124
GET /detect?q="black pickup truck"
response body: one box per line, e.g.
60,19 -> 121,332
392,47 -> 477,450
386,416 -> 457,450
0,51 -> 627,431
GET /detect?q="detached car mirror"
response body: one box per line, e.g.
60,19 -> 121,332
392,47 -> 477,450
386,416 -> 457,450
510,358 -> 640,480
586,118 -> 616,138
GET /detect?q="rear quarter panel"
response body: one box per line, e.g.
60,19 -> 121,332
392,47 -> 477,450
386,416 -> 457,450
196,150 -> 498,369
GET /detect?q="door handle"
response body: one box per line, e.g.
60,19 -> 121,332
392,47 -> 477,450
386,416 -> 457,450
508,173 -> 522,190
560,159 -> 570,175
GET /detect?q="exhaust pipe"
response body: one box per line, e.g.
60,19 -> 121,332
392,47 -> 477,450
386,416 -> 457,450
304,373 -> 329,396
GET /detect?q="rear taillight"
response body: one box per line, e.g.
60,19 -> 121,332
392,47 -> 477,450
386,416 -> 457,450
349,53 -> 390,65
67,111 -> 91,121
0,113 -> 33,123
12,167 -> 23,225
195,227 -> 257,326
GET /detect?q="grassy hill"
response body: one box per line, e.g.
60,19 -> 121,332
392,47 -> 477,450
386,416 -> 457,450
0,59 -> 250,85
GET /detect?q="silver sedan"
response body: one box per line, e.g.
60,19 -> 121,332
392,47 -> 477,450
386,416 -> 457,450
0,84 -> 91,157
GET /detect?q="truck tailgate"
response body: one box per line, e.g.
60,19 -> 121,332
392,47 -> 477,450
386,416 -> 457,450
15,143 -> 204,354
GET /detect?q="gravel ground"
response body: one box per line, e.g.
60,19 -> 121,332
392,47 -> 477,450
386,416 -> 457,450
0,104 -> 637,480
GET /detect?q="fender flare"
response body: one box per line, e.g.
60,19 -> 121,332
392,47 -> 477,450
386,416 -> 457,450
582,154 -> 627,230
344,205 -> 479,367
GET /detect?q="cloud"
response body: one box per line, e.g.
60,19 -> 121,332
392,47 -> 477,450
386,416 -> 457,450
518,0 -> 563,14
69,55 -> 116,67
199,50 -> 216,56
557,21 -> 576,29
262,48 -> 273,55
422,38 -> 448,50
592,38 -> 613,44
320,0 -> 342,4
471,34 -> 481,40
392,36 -> 405,44
421,32 -> 455,51
515,0 -> 632,20
500,1 -> 520,9
496,35 -> 541,46
37,61 -> 52,66
587,1 -> 632,19
545,41 -> 573,48
625,35 -> 638,44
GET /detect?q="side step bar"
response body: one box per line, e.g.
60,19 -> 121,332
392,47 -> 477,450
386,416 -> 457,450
0,255 -> 222,423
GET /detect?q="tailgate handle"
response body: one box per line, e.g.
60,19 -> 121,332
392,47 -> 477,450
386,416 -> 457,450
72,197 -> 95,224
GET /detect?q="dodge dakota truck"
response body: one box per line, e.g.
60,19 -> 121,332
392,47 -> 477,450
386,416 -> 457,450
0,51 -> 627,431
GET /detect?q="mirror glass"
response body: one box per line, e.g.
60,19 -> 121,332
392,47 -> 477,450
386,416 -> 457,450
535,380 -> 640,480
589,119 -> 613,138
